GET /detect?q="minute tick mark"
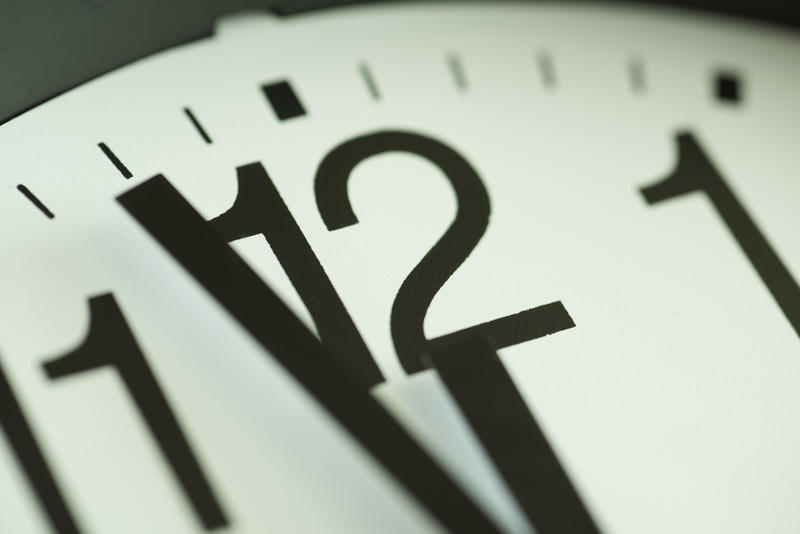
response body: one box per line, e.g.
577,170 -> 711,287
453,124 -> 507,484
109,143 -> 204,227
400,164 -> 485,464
98,142 -> 132,179
628,56 -> 647,94
183,107 -> 212,144
358,62 -> 381,100
536,51 -> 557,89
446,52 -> 468,92
17,185 -> 54,219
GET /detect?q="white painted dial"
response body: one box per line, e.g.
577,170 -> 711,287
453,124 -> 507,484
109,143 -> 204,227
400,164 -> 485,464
2,3 -> 800,533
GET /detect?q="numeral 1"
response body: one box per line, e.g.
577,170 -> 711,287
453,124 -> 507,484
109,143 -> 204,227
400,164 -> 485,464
641,132 -> 800,338
210,163 -> 383,388
43,294 -> 228,530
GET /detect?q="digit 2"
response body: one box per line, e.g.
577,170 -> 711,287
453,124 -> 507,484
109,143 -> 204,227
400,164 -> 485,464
315,130 -> 575,374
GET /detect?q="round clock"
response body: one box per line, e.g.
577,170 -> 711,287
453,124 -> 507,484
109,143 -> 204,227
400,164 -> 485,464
2,2 -> 800,533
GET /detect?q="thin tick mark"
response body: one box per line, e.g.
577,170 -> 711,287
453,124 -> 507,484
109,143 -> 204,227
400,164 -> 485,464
183,107 -> 212,144
17,185 -> 54,219
629,56 -> 647,94
98,142 -> 132,179
358,62 -> 381,100
536,51 -> 556,89
446,53 -> 468,92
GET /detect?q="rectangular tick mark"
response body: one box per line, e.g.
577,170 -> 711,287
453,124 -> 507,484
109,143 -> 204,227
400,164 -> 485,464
17,184 -> 54,219
183,107 -> 212,144
98,142 -> 132,179
715,71 -> 742,104
358,62 -> 381,100
628,56 -> 647,94
446,53 -> 468,91
536,51 -> 556,89
262,80 -> 306,121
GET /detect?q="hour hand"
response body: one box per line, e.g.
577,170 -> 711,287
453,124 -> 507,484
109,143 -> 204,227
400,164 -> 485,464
117,173 -> 503,534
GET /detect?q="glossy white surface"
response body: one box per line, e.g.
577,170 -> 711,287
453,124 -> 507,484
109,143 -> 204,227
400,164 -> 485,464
2,4 -> 800,532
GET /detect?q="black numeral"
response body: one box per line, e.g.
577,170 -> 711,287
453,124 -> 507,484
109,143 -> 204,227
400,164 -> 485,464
43,294 -> 228,530
641,132 -> 800,338
210,163 -> 383,388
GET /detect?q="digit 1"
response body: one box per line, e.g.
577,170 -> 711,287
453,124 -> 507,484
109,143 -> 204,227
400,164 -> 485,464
0,356 -> 81,534
641,132 -> 800,338
43,294 -> 228,530
209,163 -> 384,388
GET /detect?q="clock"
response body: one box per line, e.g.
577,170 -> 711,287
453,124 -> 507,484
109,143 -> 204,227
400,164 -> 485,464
2,2 -> 800,533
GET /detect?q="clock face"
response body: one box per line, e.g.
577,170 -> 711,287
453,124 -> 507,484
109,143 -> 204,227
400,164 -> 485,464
2,3 -> 800,533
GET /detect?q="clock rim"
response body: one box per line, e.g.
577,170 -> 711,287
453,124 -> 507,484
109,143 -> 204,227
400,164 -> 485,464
1,0 -> 798,126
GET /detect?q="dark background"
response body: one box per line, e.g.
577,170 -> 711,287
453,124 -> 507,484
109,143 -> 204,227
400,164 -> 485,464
2,0 -> 799,124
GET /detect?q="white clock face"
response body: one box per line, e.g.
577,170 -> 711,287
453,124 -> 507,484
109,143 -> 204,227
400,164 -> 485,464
2,3 -> 800,534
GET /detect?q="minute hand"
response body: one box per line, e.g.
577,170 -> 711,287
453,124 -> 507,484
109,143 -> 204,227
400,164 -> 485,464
118,174 -> 503,534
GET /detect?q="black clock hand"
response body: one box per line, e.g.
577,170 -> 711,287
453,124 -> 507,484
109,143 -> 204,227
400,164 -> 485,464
429,337 -> 601,534
314,130 -> 592,531
118,174 -> 504,534
641,132 -> 800,337
0,357 -> 81,534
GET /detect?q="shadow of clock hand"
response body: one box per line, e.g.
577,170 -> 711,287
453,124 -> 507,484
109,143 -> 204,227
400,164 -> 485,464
118,175 -> 504,534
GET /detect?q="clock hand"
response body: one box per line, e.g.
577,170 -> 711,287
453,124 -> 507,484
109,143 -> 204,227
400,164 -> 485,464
118,174 -> 504,534
429,337 -> 601,534
314,129 -> 594,531
0,357 -> 81,534
641,132 -> 800,338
